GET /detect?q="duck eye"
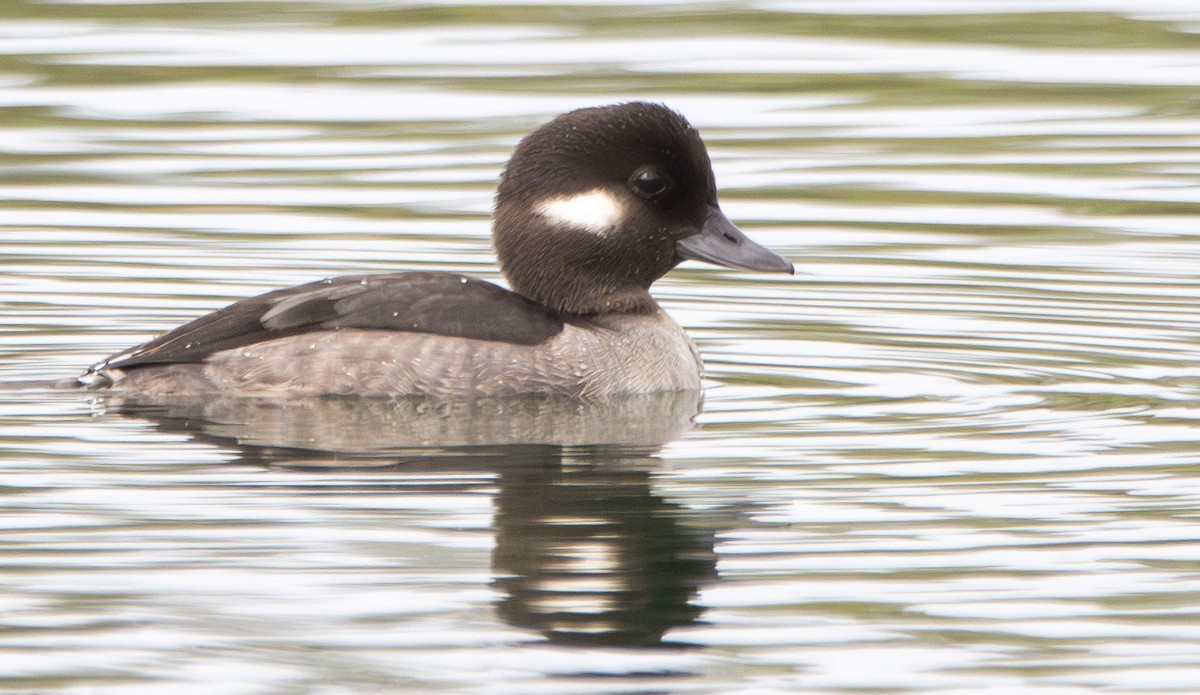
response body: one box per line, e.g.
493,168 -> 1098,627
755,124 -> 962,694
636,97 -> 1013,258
630,167 -> 670,199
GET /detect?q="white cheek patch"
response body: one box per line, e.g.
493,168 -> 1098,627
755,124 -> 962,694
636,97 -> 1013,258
536,188 -> 624,235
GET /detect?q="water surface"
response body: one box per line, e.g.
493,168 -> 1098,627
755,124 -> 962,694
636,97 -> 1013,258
3,0 -> 1200,692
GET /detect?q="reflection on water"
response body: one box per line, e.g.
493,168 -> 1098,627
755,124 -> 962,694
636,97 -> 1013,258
4,0 -> 1200,692
102,391 -> 713,651
493,458 -> 714,649
96,391 -> 701,453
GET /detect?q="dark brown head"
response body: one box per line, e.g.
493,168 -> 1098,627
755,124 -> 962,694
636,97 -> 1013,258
494,102 -> 792,315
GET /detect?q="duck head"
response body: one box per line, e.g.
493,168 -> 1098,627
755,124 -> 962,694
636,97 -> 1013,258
494,102 -> 793,315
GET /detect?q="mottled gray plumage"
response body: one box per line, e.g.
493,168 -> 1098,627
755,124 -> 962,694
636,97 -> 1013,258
99,309 -> 701,399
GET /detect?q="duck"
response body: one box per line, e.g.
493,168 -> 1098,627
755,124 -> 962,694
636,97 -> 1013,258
79,102 -> 793,400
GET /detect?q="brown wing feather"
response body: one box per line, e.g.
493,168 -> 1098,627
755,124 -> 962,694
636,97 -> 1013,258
91,273 -> 565,373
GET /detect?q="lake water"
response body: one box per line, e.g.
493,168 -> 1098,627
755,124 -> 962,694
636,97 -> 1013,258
3,0 -> 1200,692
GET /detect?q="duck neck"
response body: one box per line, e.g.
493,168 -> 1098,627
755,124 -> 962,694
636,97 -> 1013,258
509,270 -> 659,316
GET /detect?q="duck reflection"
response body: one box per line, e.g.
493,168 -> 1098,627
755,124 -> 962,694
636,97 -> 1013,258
493,456 -> 715,647
95,391 -> 716,648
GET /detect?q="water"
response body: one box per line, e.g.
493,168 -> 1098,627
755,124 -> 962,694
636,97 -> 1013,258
3,0 -> 1200,692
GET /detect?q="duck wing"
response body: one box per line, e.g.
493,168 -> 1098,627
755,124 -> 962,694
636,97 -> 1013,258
90,272 -> 565,372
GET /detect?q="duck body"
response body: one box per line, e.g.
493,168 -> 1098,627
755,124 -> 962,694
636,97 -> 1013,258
86,272 -> 702,399
81,103 -> 791,400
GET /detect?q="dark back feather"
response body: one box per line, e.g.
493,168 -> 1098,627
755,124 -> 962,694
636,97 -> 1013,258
93,273 -> 566,372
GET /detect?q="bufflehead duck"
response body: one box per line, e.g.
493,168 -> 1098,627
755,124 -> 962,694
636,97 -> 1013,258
80,102 -> 793,399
